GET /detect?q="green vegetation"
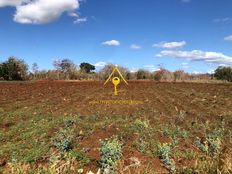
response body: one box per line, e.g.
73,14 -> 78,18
99,137 -> 122,173
80,62 -> 95,73
53,128 -> 74,153
214,66 -> 232,82
157,143 -> 176,173
0,82 -> 231,173
0,57 -> 28,80
2,56 -> 230,81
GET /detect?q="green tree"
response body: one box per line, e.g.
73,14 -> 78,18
80,62 -> 95,73
136,69 -> 149,79
214,66 -> 232,82
0,57 -> 28,80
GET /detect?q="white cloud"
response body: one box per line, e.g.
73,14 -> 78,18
0,0 -> 84,24
156,50 -> 232,66
192,71 -> 203,74
14,0 -> 79,24
130,68 -> 138,73
214,17 -> 232,23
224,35 -> 232,41
143,65 -> 160,72
130,44 -> 141,50
94,62 -> 107,67
207,69 -> 215,74
0,0 -> 23,7
153,41 -> 186,49
74,17 -> 87,24
102,40 -> 120,46
68,12 -> 79,17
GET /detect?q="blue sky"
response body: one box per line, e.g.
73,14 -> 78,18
0,0 -> 232,73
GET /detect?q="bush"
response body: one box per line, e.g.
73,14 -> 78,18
53,128 -> 74,153
0,57 -> 28,80
99,137 -> 122,173
131,119 -> 149,132
153,72 -> 162,81
157,143 -> 176,173
195,130 -> 222,157
136,69 -> 150,79
214,66 -> 232,82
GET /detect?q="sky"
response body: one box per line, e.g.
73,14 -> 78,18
0,0 -> 232,74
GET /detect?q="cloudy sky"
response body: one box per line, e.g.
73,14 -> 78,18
0,0 -> 232,73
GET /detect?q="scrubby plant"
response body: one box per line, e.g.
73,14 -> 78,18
63,117 -> 75,128
153,73 -> 162,81
171,135 -> 179,148
53,128 -> 74,153
191,147 -> 232,174
195,131 -> 222,157
49,152 -> 76,174
99,137 -> 122,173
173,149 -> 196,160
130,119 -> 149,133
195,137 -> 209,154
162,125 -> 188,139
157,143 -> 176,173
133,137 -> 148,153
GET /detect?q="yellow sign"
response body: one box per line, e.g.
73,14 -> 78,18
104,65 -> 128,95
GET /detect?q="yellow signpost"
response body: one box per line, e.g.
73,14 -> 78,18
104,65 -> 128,95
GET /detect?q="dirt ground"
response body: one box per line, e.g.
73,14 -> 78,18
0,81 -> 231,173
1,81 -> 231,116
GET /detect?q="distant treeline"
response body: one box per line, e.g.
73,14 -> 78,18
0,57 -> 232,82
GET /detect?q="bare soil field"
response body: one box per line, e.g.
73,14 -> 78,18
0,81 -> 231,173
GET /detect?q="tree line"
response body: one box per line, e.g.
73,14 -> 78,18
0,56 -> 232,82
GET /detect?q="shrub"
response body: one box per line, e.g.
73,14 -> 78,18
53,128 -> 74,153
157,143 -> 176,173
63,117 -> 75,128
0,57 -> 28,80
130,119 -> 149,133
133,137 -> 148,153
153,72 -> 162,81
99,137 -> 122,173
214,66 -> 232,82
136,69 -> 150,79
162,125 -> 188,139
195,131 -> 222,157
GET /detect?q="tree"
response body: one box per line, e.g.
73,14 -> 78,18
99,64 -> 130,80
32,63 -> 39,74
53,59 -> 77,72
173,70 -> 185,81
214,66 -> 232,82
53,59 -> 77,79
0,57 -> 28,80
136,69 -> 150,79
153,72 -> 162,81
80,62 -> 95,73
